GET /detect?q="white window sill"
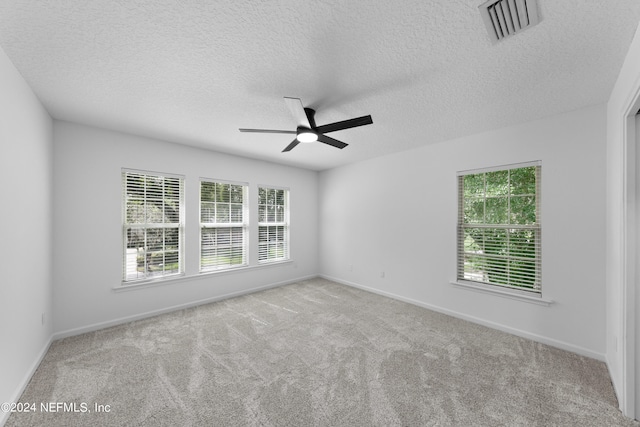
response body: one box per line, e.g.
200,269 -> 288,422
450,280 -> 554,306
115,259 -> 293,292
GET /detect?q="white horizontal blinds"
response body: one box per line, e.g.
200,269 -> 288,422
457,164 -> 541,293
258,186 -> 289,263
200,180 -> 247,271
123,171 -> 184,282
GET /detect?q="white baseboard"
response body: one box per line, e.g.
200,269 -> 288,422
53,274 -> 318,340
1,336 -> 53,427
320,274 -> 606,362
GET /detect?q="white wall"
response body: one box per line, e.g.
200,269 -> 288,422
606,22 -> 640,418
319,104 -> 607,359
0,46 -> 53,424
52,121 -> 318,335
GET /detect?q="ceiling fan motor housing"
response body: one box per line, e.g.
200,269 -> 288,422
303,108 -> 316,128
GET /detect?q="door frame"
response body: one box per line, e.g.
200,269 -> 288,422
621,84 -> 640,418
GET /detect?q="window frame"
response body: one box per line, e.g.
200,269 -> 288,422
199,178 -> 249,272
456,161 -> 542,295
258,186 -> 290,264
122,169 -> 185,284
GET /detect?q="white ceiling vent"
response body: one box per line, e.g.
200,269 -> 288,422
479,0 -> 540,43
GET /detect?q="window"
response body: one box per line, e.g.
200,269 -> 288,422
457,162 -> 541,293
123,170 -> 184,282
200,180 -> 248,271
258,186 -> 289,263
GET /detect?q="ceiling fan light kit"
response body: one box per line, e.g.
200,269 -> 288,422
296,127 -> 318,143
239,97 -> 373,152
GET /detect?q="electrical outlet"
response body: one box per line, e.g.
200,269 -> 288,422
41,312 -> 45,325
380,271 -> 385,278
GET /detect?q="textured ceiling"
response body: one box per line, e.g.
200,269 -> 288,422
1,1 -> 639,171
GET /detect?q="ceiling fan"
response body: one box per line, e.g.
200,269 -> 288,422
239,97 -> 373,152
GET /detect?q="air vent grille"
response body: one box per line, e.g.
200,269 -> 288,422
479,0 -> 540,43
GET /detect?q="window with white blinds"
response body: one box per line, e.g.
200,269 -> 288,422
457,162 -> 541,293
123,170 -> 184,283
200,180 -> 248,272
258,186 -> 289,263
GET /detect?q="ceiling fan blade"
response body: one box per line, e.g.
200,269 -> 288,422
282,138 -> 300,152
317,134 -> 348,149
284,97 -> 311,128
239,128 -> 296,134
315,115 -> 373,134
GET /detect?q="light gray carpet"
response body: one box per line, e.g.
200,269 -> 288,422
6,278 -> 637,426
